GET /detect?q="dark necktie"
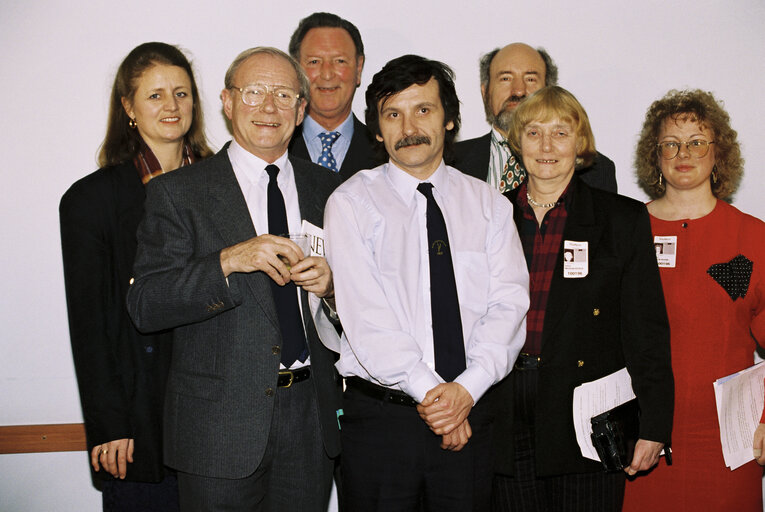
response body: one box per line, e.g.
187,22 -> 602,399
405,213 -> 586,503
317,131 -> 341,172
266,164 -> 307,367
416,183 -> 466,382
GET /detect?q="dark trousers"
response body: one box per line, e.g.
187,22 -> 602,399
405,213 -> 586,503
492,369 -> 625,512
177,377 -> 334,512
102,473 -> 179,512
340,383 -> 494,512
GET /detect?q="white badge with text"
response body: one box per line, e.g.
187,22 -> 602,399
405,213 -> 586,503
301,220 -> 326,257
653,235 -> 677,268
563,240 -> 588,278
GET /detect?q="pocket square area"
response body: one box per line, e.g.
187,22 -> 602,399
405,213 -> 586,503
706,254 -> 753,301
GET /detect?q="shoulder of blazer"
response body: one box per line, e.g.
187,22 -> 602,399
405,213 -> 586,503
452,132 -> 492,179
290,155 -> 342,224
61,161 -> 143,216
288,123 -> 311,160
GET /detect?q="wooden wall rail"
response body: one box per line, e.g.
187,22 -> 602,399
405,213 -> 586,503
0,423 -> 87,454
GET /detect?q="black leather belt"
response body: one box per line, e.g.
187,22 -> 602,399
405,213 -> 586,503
346,377 -> 417,407
514,352 -> 541,370
278,366 -> 311,387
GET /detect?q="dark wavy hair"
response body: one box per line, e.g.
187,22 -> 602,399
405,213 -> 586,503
288,12 -> 364,61
98,42 -> 211,167
635,89 -> 743,200
365,54 -> 461,162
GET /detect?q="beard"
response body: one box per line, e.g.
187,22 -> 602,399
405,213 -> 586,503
484,94 -> 526,133
394,135 -> 431,150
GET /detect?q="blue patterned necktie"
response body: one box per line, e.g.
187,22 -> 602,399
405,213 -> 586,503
317,131 -> 341,172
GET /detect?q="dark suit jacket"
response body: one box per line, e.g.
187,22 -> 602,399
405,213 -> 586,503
451,132 -> 618,193
494,178 -> 673,477
126,147 -> 343,479
60,162 -> 172,482
289,114 -> 384,181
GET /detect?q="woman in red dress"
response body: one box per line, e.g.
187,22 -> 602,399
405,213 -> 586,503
623,89 -> 765,511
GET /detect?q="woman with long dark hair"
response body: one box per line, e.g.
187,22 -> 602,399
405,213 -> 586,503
60,42 -> 211,511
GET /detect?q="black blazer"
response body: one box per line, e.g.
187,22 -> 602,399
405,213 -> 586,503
451,132 -> 619,193
494,178 -> 673,477
289,114 -> 384,181
60,162 -> 172,482
126,147 -> 343,479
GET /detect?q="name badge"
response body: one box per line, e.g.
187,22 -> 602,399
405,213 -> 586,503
653,235 -> 676,268
563,240 -> 588,278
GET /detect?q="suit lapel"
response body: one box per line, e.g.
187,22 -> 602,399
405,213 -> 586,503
541,180 -> 603,350
205,148 -> 279,327
289,124 -> 311,162
291,156 -> 324,228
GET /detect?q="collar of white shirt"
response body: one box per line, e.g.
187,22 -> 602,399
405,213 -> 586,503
385,159 -> 451,204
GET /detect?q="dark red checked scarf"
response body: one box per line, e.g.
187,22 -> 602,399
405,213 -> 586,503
134,138 -> 196,185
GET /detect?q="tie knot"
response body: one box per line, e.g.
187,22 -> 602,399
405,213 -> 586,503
266,164 -> 280,181
318,131 -> 340,148
417,182 -> 434,199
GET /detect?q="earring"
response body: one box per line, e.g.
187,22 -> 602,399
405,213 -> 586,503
658,172 -> 663,187
128,118 -> 137,129
711,165 -> 718,184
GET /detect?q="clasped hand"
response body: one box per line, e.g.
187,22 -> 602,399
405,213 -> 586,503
416,382 -> 475,451
220,234 -> 333,297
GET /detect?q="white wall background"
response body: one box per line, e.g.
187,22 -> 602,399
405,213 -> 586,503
1,0 -> 763,510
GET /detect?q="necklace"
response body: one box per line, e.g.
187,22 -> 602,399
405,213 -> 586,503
526,191 -> 558,209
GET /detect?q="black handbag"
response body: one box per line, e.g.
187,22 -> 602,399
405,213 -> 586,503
590,399 -> 640,471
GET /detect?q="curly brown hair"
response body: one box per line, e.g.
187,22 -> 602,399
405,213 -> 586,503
634,89 -> 743,200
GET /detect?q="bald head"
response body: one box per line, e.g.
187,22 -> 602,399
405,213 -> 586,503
480,43 -> 556,136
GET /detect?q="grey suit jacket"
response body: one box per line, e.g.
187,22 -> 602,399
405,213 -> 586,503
451,132 -> 618,193
126,146 -> 342,479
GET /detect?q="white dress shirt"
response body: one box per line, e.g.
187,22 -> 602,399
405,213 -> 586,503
228,140 -> 336,369
487,127 -> 513,191
324,160 -> 529,404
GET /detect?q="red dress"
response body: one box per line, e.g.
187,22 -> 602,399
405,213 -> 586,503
623,200 -> 765,511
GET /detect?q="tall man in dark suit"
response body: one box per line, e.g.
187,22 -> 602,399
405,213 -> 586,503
452,43 -> 618,193
126,47 -> 342,512
288,12 -> 384,180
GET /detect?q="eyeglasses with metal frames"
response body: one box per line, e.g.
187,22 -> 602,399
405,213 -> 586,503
230,83 -> 301,109
656,140 -> 715,160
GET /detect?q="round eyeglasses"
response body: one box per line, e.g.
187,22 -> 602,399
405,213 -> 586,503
656,140 -> 714,160
231,83 -> 301,110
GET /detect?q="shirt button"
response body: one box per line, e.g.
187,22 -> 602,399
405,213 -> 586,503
265,388 -> 274,397
681,222 -> 688,228
272,345 -> 281,355
593,308 -> 600,316
129,277 -> 135,285
145,346 -> 154,353
577,360 -> 584,367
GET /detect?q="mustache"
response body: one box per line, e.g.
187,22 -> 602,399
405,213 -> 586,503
394,135 -> 431,150
502,95 -> 526,109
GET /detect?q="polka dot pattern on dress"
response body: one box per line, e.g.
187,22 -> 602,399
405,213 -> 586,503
706,254 -> 753,301
317,131 -> 341,172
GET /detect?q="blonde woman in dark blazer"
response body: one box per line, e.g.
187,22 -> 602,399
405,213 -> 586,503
492,86 -> 673,512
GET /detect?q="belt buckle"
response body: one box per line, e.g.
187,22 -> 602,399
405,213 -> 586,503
279,370 -> 294,388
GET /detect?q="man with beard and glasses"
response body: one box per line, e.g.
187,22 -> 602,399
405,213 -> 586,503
323,54 -> 530,511
452,43 -> 617,193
